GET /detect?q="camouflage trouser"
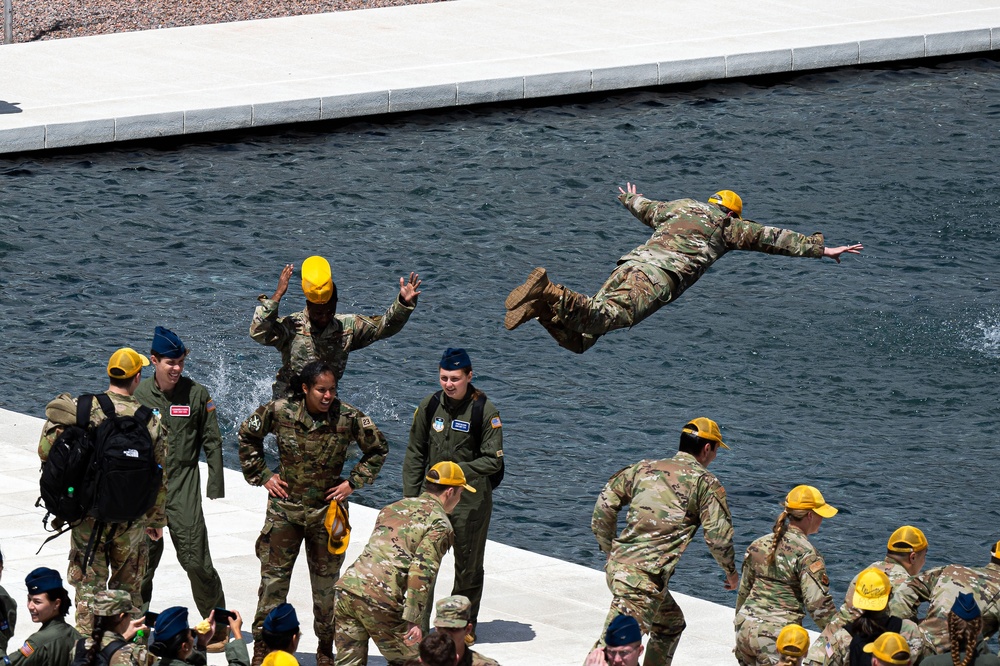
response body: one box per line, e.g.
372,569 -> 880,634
334,591 -> 415,666
733,613 -> 783,666
141,464 -> 225,618
599,564 -> 684,666
252,499 -> 345,643
68,518 -> 147,635
544,261 -> 676,353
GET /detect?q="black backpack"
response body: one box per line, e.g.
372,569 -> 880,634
71,636 -> 127,666
38,397 -> 98,526
424,390 -> 504,489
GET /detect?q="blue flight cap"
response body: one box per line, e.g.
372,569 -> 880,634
154,606 -> 189,642
25,567 -> 63,594
952,592 -> 980,621
605,614 -> 642,647
151,326 -> 187,359
263,603 -> 299,633
440,348 -> 471,371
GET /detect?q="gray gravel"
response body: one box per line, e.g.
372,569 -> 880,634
9,0 -> 444,42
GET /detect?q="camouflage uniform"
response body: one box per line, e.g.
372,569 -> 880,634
334,493 -> 455,666
817,558 -> 913,640
542,194 -> 826,353
458,650 -> 500,666
802,616 -> 924,666
734,526 -> 836,666
249,295 -> 415,397
591,451 -> 736,666
238,396 -> 388,644
38,391 -> 167,635
890,563 -> 1000,655
6,616 -> 79,666
136,376 -> 226,618
402,387 -> 503,629
76,630 -> 143,666
0,583 -> 15,653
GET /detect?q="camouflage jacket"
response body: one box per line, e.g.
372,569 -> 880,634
135,376 -> 224,499
736,525 -> 836,630
591,451 -> 736,578
458,648 -> 500,666
78,630 -> 143,666
890,563 -> 1000,654
335,493 -> 454,624
249,294 -> 415,396
402,387 -> 503,505
803,616 -> 924,666
238,397 -> 388,509
38,391 -> 168,528
617,194 -> 825,297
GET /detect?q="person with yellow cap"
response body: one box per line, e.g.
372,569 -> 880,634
237,360 -> 388,666
504,182 -> 863,353
775,624 -> 810,666
334,461 -> 471,666
591,417 -> 738,665
37,347 -> 167,635
862,632 -> 911,666
734,485 -> 838,666
801,568 -> 923,666
250,257 -> 421,397
891,540 -> 1000,656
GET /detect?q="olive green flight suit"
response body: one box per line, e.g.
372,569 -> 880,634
0,583 -> 16,653
6,617 -> 79,666
135,376 -> 226,618
402,386 -> 504,630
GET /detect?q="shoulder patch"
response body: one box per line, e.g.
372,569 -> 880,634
490,416 -> 502,429
360,416 -> 374,429
248,413 -> 263,432
714,486 -> 727,502
809,560 -> 825,574
496,450 -> 504,458
206,398 -> 216,412
19,640 -> 35,657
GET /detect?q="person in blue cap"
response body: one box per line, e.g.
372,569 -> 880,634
0,543 -> 17,654
585,615 -> 644,666
6,568 -> 78,666
259,604 -> 300,664
920,593 -> 1000,666
402,348 -> 504,643
135,327 -> 228,652
149,606 -> 249,666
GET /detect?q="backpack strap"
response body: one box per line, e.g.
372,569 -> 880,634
100,639 -> 128,663
76,394 -> 95,428
133,406 -> 153,426
423,391 -> 443,436
470,393 -> 487,455
94,394 -> 116,420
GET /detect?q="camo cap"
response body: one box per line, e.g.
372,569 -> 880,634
93,589 -> 132,617
434,595 -> 471,629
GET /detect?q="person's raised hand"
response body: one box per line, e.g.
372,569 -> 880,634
272,263 -> 295,301
399,272 -> 422,306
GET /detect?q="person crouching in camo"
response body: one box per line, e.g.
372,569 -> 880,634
73,589 -> 145,666
734,485 -> 838,666
402,348 -> 504,643
238,360 -> 389,666
38,348 -> 167,635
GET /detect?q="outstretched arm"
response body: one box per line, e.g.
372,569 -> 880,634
823,243 -> 863,263
398,272 -> 422,306
271,263 -> 294,301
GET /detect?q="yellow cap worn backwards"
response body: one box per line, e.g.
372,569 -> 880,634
708,190 -> 743,218
682,417 -> 729,450
887,526 -> 927,553
863,632 -> 911,665
107,347 -> 150,379
775,624 -> 810,657
785,485 -> 838,518
991,539 -> 1000,560
853,568 -> 891,612
324,500 -> 351,556
426,461 -> 476,492
301,256 -> 334,304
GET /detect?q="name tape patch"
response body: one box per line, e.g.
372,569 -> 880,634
170,405 -> 191,417
451,420 -> 471,433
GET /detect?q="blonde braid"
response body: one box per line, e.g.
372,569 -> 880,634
767,510 -> 789,567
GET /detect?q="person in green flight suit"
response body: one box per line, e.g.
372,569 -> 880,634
0,543 -> 16,653
136,326 -> 229,653
402,348 -> 504,644
7,568 -> 79,666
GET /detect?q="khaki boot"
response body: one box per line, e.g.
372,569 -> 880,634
206,625 -> 229,653
504,298 -> 548,331
251,640 -> 268,666
316,638 -> 335,666
504,267 -> 550,309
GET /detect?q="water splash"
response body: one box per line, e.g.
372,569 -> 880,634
976,316 -> 1000,358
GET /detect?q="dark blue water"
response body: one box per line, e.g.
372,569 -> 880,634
2,55 -> 998,616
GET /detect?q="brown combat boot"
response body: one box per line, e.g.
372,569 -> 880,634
504,298 -> 548,330
504,267 -> 550,310
316,638 -> 335,666
206,625 -> 229,653
251,640 -> 268,666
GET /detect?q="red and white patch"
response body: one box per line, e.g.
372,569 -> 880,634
169,405 -> 191,417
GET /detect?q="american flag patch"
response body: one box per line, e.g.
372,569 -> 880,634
20,641 -> 35,657
491,416 -> 502,429
206,399 -> 216,412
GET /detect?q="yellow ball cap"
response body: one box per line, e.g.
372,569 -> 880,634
301,256 -> 334,304
863,632 -> 911,665
324,500 -> 351,556
887,526 -> 928,553
682,417 -> 729,449
991,539 -> 1000,560
107,347 -> 150,379
785,485 -> 838,518
853,568 -> 891,612
776,624 -> 810,657
426,461 -> 476,493
708,190 -> 743,217
262,651 -> 300,666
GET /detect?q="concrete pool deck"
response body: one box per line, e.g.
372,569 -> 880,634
0,406 -> 759,665
1,0 -> 1000,154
